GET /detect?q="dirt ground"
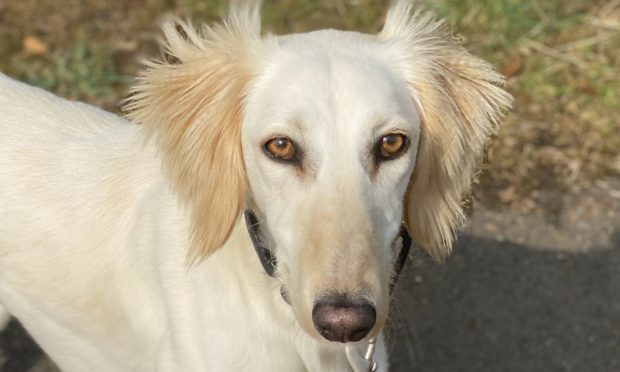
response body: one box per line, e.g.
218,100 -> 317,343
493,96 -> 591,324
1,182 -> 619,371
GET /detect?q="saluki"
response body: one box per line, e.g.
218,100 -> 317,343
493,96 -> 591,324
0,1 -> 512,371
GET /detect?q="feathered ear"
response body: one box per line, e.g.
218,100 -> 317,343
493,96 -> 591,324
379,1 -> 513,261
125,4 -> 263,265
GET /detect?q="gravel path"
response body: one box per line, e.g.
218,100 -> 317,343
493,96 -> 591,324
2,182 -> 619,372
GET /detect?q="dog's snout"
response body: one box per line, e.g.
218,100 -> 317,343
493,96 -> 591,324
312,295 -> 376,343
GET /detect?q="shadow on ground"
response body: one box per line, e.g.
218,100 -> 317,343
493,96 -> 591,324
389,232 -> 620,372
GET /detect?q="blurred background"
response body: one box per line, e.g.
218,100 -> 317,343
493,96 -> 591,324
0,0 -> 619,371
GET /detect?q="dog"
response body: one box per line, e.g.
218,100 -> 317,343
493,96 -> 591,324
0,1 -> 512,371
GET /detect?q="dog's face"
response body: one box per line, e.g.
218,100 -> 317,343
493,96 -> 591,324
242,31 -> 420,340
127,1 -> 512,344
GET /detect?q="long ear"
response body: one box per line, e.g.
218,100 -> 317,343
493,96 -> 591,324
379,1 -> 513,261
125,4 -> 263,265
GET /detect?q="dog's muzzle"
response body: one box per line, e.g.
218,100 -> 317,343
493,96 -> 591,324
244,209 -> 411,284
244,209 -> 411,371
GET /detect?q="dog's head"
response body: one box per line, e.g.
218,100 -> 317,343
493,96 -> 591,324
127,1 -> 512,344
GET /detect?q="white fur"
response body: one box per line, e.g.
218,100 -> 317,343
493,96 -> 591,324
0,73 -> 372,371
0,2 -> 511,371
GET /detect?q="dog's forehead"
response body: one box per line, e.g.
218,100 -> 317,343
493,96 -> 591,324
245,30 -> 417,132
276,29 -> 379,53
273,30 -> 398,92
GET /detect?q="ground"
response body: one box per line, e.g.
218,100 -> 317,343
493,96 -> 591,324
0,0 -> 619,371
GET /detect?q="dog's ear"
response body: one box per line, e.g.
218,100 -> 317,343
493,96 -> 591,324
126,5 -> 263,265
379,1 -> 513,261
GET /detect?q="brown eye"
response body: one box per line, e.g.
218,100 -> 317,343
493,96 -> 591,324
264,137 -> 297,161
377,133 -> 409,160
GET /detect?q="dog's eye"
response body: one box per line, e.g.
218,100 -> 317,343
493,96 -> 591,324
264,137 -> 297,162
376,133 -> 409,161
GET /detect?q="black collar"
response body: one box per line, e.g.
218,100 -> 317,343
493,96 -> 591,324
244,210 -> 277,277
244,210 -> 411,290
390,224 -> 412,292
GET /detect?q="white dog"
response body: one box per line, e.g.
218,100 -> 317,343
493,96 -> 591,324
0,2 -> 511,371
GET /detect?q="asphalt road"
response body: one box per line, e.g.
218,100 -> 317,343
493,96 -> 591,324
389,182 -> 620,372
2,183 -> 619,372
390,233 -> 620,372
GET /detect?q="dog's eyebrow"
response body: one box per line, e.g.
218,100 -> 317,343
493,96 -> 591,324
285,117 -> 311,137
371,119 -> 414,138
259,117 -> 307,140
290,118 -> 306,131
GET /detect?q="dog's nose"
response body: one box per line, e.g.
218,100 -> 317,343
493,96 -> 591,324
312,295 -> 376,343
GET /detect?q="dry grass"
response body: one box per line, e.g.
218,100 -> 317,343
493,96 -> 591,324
0,0 -> 618,211
435,0 -> 620,211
